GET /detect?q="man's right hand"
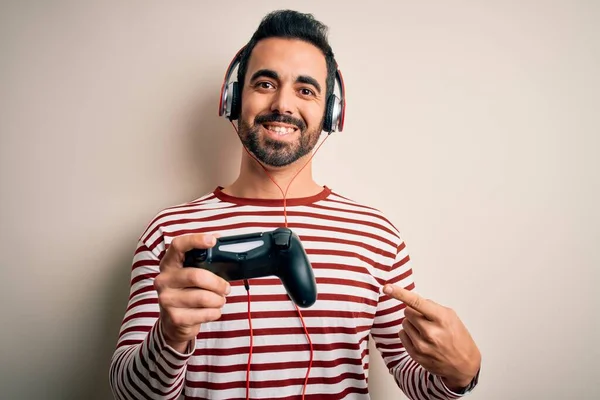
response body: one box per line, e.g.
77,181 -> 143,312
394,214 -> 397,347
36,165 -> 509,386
154,233 -> 231,353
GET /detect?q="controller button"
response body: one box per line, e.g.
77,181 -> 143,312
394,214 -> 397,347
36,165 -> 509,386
186,249 -> 207,264
273,230 -> 291,249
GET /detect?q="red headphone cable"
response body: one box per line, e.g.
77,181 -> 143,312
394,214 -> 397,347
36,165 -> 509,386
231,121 -> 327,399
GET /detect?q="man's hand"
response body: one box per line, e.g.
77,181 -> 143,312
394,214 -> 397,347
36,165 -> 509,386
154,233 -> 231,353
383,284 -> 481,392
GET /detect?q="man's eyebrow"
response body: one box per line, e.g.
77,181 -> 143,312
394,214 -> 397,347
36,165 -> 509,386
250,69 -> 279,82
296,75 -> 322,94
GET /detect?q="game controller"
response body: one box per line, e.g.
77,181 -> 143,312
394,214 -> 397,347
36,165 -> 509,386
183,227 -> 317,308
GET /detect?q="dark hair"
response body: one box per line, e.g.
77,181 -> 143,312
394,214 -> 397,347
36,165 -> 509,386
237,9 -> 338,100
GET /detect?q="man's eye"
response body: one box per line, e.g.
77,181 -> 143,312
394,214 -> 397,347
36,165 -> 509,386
300,88 -> 315,96
257,82 -> 274,89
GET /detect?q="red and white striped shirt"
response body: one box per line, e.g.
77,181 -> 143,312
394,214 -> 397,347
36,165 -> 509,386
109,186 -> 476,399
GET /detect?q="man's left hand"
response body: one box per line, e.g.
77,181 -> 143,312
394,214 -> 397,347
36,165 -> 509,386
383,284 -> 481,392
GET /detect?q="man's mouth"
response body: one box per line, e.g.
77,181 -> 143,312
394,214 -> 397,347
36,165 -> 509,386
262,124 -> 298,136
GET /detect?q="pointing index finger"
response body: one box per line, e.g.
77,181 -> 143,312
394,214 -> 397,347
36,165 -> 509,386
383,284 -> 438,320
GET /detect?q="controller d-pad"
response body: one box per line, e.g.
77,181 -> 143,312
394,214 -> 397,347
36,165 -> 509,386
273,230 -> 291,249
185,249 -> 207,264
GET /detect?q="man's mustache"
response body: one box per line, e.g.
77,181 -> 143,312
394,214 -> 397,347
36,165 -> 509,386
255,113 -> 307,131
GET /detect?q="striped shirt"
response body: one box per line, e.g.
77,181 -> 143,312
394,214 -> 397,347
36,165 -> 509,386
109,186 -> 476,399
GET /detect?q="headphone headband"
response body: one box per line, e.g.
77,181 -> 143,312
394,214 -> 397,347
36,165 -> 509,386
218,45 -> 346,133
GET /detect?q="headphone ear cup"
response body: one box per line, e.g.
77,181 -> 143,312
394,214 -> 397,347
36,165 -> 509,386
324,94 -> 342,133
323,95 -> 337,133
228,82 -> 240,121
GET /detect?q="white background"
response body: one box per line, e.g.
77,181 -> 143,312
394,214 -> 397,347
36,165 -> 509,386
1,1 -> 598,399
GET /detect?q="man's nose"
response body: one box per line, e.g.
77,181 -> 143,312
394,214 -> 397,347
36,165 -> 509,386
270,87 -> 295,115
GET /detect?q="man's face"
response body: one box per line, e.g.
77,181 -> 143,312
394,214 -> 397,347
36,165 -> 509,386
238,37 -> 328,168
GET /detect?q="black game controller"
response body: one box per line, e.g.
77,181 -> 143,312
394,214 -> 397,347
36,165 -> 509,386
183,227 -> 317,308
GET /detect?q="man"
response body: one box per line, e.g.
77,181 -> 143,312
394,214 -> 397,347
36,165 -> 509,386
109,9 -> 481,400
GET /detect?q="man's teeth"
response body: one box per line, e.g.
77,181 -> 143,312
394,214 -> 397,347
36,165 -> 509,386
265,125 -> 295,135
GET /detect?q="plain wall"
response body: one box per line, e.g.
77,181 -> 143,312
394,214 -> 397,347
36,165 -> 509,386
1,1 -> 598,399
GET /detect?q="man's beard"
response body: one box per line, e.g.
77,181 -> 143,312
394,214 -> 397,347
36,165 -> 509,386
238,113 -> 323,167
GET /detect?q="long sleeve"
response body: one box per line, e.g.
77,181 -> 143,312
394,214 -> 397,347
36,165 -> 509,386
109,241 -> 196,400
370,241 -> 479,400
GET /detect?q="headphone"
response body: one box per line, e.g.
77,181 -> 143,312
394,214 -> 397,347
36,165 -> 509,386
218,46 -> 346,133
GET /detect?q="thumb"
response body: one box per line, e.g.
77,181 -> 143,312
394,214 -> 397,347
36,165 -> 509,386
161,233 -> 217,270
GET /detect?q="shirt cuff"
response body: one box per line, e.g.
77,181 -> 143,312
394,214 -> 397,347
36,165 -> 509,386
432,368 -> 481,398
155,319 -> 197,360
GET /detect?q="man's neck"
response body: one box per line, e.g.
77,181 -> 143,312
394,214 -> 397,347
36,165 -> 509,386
223,153 -> 323,200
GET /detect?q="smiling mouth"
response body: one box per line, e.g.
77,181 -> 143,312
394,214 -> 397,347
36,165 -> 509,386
262,124 -> 298,136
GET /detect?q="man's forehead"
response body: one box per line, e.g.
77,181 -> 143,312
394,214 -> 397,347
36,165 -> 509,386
246,38 -> 327,82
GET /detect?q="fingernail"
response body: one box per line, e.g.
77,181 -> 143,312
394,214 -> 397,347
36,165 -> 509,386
225,284 -> 231,295
383,285 -> 392,294
204,235 -> 215,246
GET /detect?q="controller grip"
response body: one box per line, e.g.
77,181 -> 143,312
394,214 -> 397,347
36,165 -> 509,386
279,239 -> 317,308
